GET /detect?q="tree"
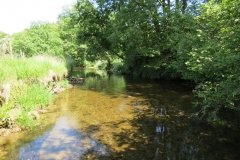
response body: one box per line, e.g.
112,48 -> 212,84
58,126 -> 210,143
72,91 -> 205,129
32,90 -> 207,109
0,31 -> 8,39
58,3 -> 91,67
76,0 -> 115,65
186,0 -> 240,124
12,22 -> 64,57
0,34 -> 13,58
92,0 -> 201,77
56,0 -> 240,125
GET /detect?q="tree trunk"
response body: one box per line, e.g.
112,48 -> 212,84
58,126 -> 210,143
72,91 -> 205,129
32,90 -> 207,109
182,0 -> 187,14
1,43 -> 7,57
176,0 -> 179,11
20,50 -> 25,59
162,0 -> 166,15
9,41 -> 13,59
167,0 -> 170,11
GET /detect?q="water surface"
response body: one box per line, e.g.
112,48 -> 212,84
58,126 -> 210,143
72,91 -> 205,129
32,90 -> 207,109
1,69 -> 240,159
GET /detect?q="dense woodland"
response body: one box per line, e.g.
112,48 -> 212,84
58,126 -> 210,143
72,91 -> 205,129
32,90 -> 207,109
0,0 -> 239,125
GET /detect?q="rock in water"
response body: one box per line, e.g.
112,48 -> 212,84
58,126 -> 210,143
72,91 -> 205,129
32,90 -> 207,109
0,128 -> 10,136
28,111 -> 40,119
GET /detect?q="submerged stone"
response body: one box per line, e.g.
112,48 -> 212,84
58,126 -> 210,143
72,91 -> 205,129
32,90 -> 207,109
0,128 -> 10,136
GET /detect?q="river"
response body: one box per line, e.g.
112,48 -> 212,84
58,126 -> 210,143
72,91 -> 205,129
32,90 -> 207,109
1,69 -> 240,159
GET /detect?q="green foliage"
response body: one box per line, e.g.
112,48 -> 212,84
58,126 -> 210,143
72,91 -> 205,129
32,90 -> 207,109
0,56 -> 68,84
58,79 -> 70,88
0,31 -> 8,39
82,0 -> 200,79
0,59 -> 17,83
12,22 -> 64,57
0,55 -> 69,128
77,0 -> 108,59
58,5 -> 87,66
0,107 -> 11,120
186,0 -> 240,124
57,0 -> 240,125
16,83 -> 52,112
16,112 -> 35,128
64,56 -> 75,70
112,61 -> 124,74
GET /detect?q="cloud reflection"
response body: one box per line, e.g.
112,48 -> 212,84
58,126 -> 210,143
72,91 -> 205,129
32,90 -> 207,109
20,116 -> 108,159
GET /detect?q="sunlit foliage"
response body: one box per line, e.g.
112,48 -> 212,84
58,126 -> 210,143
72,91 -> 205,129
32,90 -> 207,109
12,22 -> 64,57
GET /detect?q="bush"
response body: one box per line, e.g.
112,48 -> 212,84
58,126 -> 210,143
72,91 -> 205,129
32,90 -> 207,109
186,0 -> 240,124
113,61 -> 124,74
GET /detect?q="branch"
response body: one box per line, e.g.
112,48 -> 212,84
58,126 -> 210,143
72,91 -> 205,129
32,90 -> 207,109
113,52 -> 124,60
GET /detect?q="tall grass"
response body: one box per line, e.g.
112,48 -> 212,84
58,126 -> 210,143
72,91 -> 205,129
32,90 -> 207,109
0,55 -> 68,84
0,55 -> 70,127
16,112 -> 35,128
0,106 -> 11,119
16,83 -> 52,112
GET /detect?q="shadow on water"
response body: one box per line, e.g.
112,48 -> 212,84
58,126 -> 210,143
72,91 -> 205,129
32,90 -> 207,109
2,69 -> 240,159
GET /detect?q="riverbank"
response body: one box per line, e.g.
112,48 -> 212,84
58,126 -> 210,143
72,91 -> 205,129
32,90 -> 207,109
0,55 -> 72,137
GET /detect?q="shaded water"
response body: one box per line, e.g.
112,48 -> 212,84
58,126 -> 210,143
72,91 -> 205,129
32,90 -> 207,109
1,69 -> 240,159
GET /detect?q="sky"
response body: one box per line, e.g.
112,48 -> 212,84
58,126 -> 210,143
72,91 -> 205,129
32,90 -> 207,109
0,0 -> 77,35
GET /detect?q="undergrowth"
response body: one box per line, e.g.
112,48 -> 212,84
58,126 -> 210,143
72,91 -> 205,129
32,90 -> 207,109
16,111 -> 35,128
0,55 -> 68,84
0,55 -> 70,127
15,83 -> 52,112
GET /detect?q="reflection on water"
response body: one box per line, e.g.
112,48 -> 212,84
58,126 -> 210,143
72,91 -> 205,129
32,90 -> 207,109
20,116 -> 108,159
2,69 -> 240,159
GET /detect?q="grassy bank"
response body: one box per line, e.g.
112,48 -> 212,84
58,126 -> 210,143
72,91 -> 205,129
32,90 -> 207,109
0,55 -> 71,129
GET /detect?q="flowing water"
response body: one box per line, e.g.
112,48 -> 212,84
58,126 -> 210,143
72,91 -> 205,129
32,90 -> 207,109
1,69 -> 240,160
